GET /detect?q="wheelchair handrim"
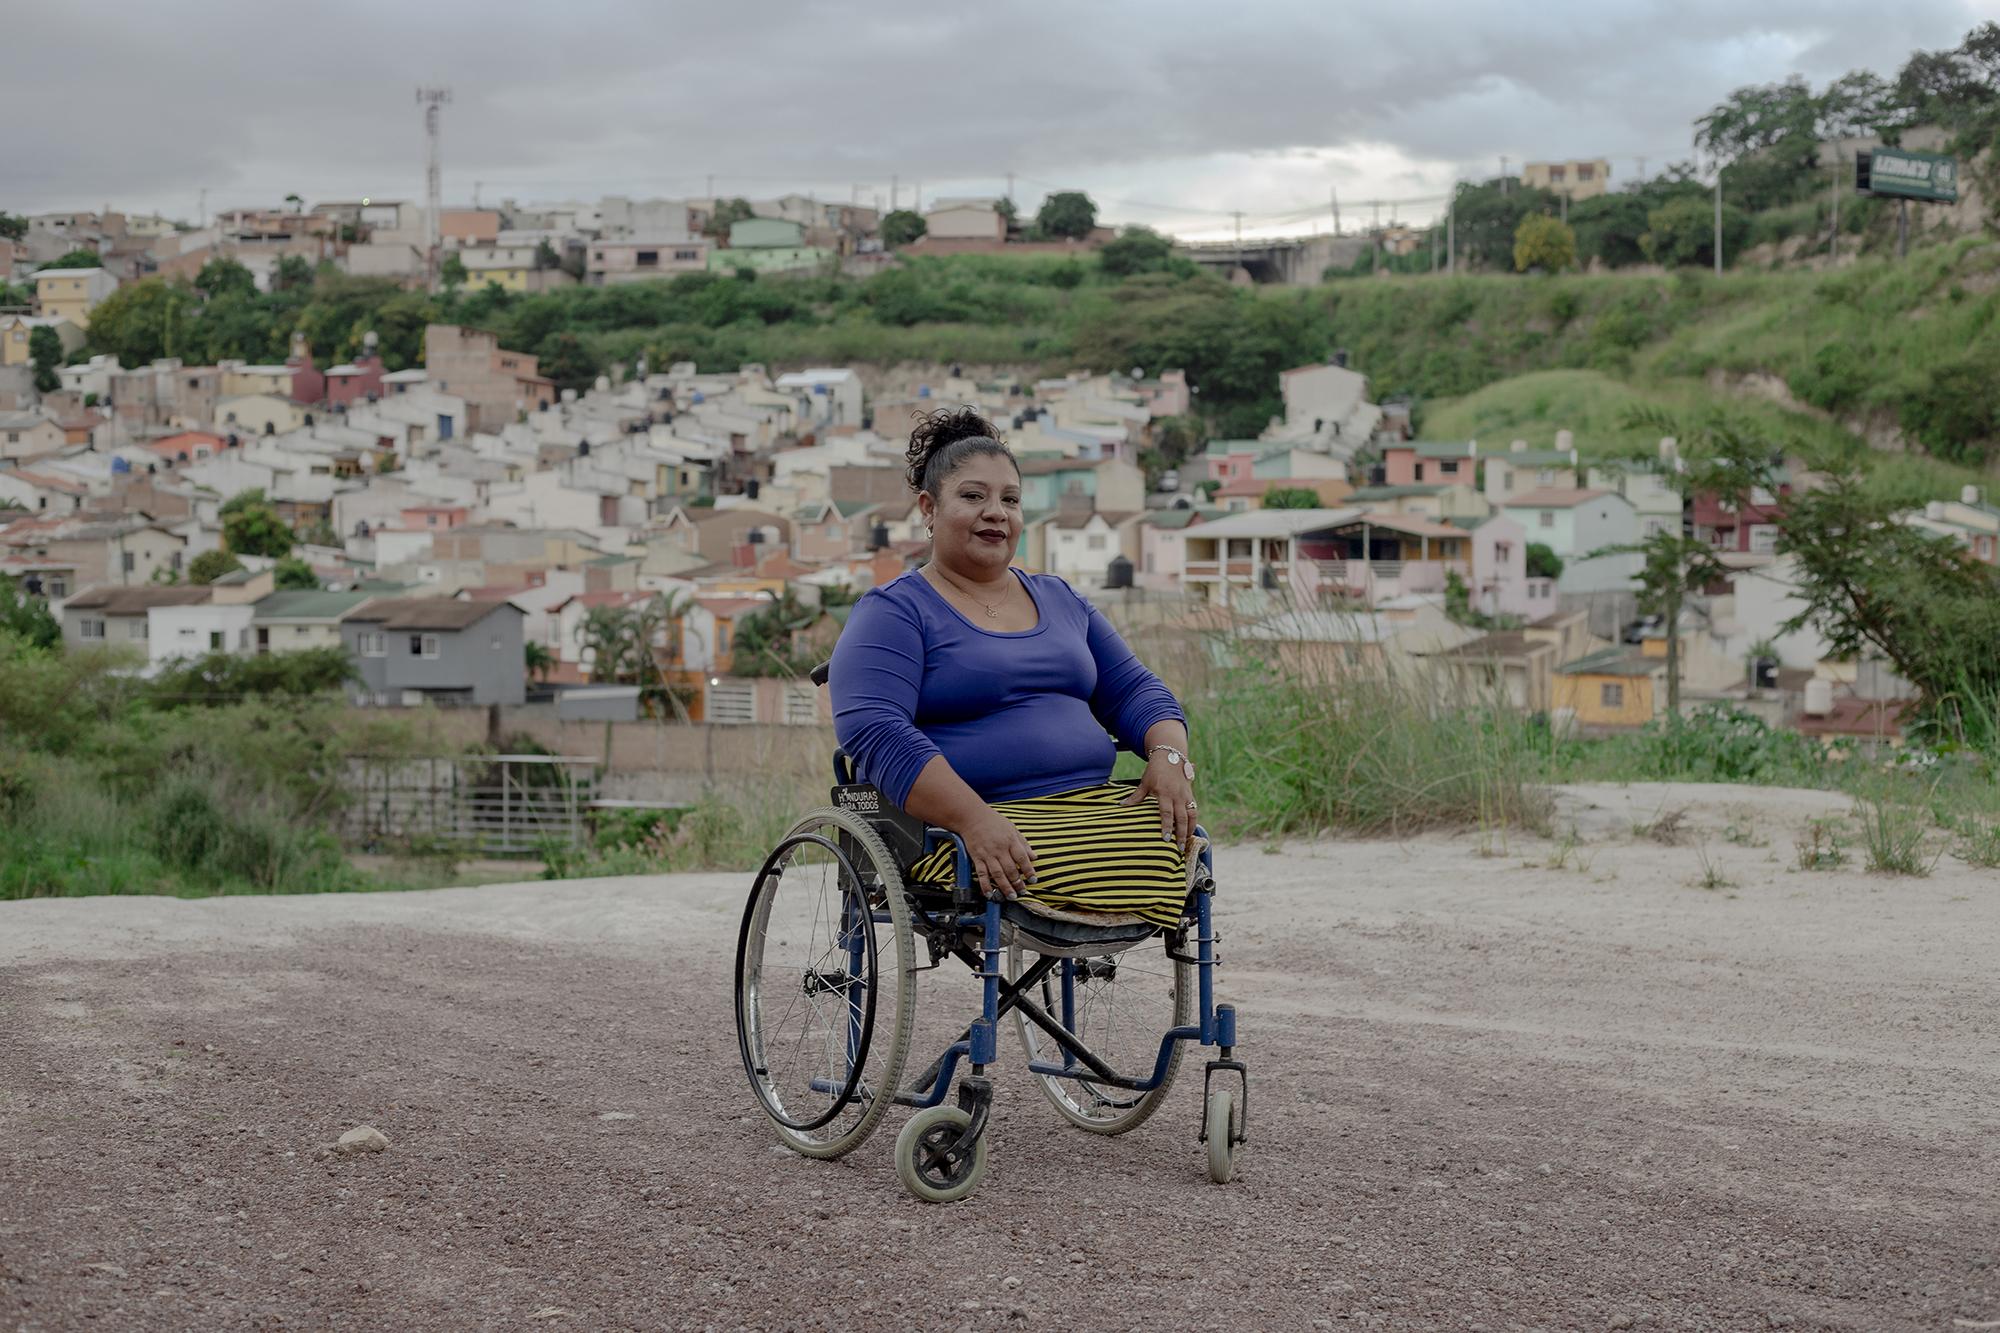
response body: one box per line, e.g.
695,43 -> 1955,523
734,831 -> 881,1135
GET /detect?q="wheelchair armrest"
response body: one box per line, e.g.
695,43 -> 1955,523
810,659 -> 831,687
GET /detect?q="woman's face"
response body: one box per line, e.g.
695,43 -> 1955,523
923,453 -> 1023,575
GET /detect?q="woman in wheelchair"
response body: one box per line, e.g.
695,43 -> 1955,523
830,406 -> 1198,924
734,406 -> 1244,1202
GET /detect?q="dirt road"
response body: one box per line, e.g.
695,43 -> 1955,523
4,783 -> 1996,1331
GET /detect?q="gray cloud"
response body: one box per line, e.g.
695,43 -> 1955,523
2,0 -> 1993,232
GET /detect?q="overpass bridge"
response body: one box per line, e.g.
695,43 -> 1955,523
1175,234 -> 1368,285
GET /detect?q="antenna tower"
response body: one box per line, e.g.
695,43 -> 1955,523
416,86 -> 452,290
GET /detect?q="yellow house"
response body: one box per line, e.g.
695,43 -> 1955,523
35,267 -> 118,328
217,392 -> 308,436
218,363 -> 297,398
0,315 -> 83,367
1554,647 -> 1664,728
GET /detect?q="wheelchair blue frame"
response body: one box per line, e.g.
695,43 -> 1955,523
808,817 -> 1243,1131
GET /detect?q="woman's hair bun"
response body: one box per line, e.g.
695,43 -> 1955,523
904,405 -> 1013,497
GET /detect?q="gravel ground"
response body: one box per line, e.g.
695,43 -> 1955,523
3,782 -> 1997,1332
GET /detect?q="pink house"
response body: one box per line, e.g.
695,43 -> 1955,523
1693,482 -> 1792,554
1202,442 -> 1270,485
399,505 -> 468,531
1466,513 -> 1555,619
1382,441 -> 1478,488
325,353 -> 386,409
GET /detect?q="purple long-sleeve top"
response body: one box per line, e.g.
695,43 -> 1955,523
829,568 -> 1187,807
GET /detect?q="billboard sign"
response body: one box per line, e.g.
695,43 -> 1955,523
1857,148 -> 1960,203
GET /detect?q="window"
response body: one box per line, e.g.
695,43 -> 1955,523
426,513 -> 438,526
674,249 -> 700,262
1577,163 -> 1595,181
636,250 -> 659,267
121,551 -> 135,573
1748,524 -> 1779,555
1413,463 -> 1425,481
410,633 -> 440,658
1549,165 -> 1566,182
1537,468 -> 1554,485
782,683 -> 818,726
209,630 -> 223,651
80,617 -> 105,639
1439,460 -> 1459,475
1600,682 -> 1624,708
1539,511 -> 1554,528
1086,534 -> 1106,551
716,622 -> 731,655
126,619 -> 147,639
359,631 -> 386,657
47,578 -> 66,598
1494,541 -> 1511,562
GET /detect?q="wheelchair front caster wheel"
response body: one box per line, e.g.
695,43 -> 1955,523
1205,1089 -> 1237,1184
895,1105 -> 989,1203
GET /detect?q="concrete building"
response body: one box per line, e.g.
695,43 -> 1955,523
1522,159 -> 1612,201
0,411 -> 67,461
34,268 -> 118,328
423,325 -> 555,433
341,597 -> 527,707
1497,488 -> 1643,593
60,584 -> 211,652
587,239 -> 709,286
924,200 -> 1006,241
0,315 -> 83,367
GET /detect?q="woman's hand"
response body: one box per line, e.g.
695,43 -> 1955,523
961,806 -> 1036,902
1122,750 -> 1197,854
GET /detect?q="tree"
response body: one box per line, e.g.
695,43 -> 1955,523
187,549 -> 245,586
219,489 -> 294,558
1261,485 -> 1321,509
996,197 -> 1019,230
534,239 -> 561,271
706,198 -> 756,241
1034,191 -> 1097,240
195,257 -> 257,299
1099,227 -> 1176,277
0,213 -> 26,242
0,574 -> 61,651
731,590 -> 820,677
880,210 -> 927,248
284,193 -> 304,212
1641,195 -> 1747,269
271,255 -> 314,292
537,331 -> 598,395
1525,543 -> 1564,581
40,249 -> 105,270
439,251 -> 468,292
524,641 -> 555,685
1446,178 -> 1561,270
1513,214 -> 1578,272
273,556 -> 318,590
28,325 -> 62,394
82,277 -> 199,366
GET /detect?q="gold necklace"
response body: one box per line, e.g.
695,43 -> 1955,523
934,566 -> 1006,618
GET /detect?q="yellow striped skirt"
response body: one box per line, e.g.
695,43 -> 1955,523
905,782 -> 1190,928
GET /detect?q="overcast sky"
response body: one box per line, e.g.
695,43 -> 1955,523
6,1 -> 1997,240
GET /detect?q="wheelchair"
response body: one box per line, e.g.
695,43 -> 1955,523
732,661 -> 1248,1203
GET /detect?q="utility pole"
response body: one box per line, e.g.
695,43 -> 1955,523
706,173 -> 715,199
1371,200 -> 1381,274
1898,196 -> 1909,259
1446,185 -> 1455,274
198,187 -> 207,229
1560,190 -> 1568,225
1713,164 -> 1723,276
1500,156 -> 1509,194
473,180 -> 482,209
1232,210 -> 1243,250
1830,150 -> 1840,261
1330,185 -> 1340,236
890,175 -> 898,211
1431,216 -> 1439,272
417,86 -> 452,293
1636,155 -> 1647,183
1006,171 -> 1015,205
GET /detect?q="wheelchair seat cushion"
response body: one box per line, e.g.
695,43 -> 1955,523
999,900 -> 1160,955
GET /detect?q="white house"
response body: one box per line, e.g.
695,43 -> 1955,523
1041,510 -> 1142,585
773,369 -> 863,430
148,600 -> 257,666
1265,362 -> 1382,459
1497,488 -> 1643,594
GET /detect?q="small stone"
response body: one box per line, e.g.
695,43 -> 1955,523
335,1126 -> 389,1156
1611,1317 -> 1634,1330
1066,1250 -> 1085,1264
1537,1162 -> 1554,1175
1001,1275 -> 1022,1290
83,1262 -> 128,1278
597,1112 -> 635,1122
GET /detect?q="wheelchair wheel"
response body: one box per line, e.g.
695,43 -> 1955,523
735,806 -> 915,1160
1005,937 -> 1192,1135
893,1105 -> 989,1204
1205,1088 -> 1237,1184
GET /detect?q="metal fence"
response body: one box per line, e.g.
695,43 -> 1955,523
342,754 -> 600,855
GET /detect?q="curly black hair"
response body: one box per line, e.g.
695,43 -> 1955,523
903,405 -> 1016,497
